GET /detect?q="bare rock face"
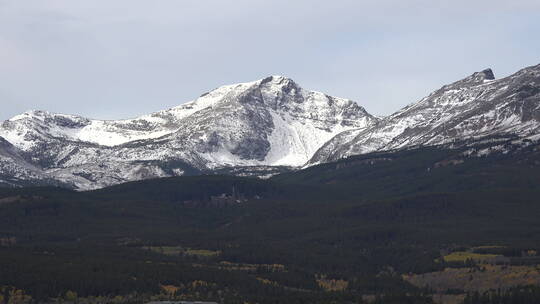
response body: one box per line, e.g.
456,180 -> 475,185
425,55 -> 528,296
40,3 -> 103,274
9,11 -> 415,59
0,136 -> 61,187
0,76 -> 376,190
310,64 -> 540,164
2,63 -> 540,190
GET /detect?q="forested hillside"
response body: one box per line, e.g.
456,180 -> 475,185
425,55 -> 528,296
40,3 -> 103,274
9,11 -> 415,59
1,141 -> 540,303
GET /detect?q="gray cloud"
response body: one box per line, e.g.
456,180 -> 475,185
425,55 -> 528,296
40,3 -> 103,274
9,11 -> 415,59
1,0 -> 539,120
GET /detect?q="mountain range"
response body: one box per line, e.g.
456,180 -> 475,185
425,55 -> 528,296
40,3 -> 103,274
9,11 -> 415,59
1,64 -> 539,190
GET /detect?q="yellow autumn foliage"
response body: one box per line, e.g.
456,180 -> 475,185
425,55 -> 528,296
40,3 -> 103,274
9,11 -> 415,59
443,251 -> 499,262
65,290 -> 77,301
160,284 -> 181,294
190,280 -> 209,288
256,277 -> 279,286
317,277 -> 349,291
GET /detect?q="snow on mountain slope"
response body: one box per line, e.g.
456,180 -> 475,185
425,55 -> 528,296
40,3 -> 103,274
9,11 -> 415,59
0,136 -> 61,187
2,111 -> 171,148
154,76 -> 375,167
0,75 -> 376,189
310,64 -> 540,164
0,80 -> 279,149
3,63 -> 540,190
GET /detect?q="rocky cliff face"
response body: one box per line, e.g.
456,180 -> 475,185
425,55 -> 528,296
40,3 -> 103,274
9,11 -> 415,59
2,64 -> 540,190
0,136 -> 61,187
0,76 -> 376,190
310,64 -> 540,164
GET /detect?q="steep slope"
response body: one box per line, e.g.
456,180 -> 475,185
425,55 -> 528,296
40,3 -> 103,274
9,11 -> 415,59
0,76 -> 376,190
310,64 -> 540,163
0,136 -> 60,187
3,64 -> 540,190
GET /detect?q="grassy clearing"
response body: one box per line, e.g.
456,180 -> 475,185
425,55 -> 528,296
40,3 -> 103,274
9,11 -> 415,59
256,277 -> 279,286
143,246 -> 183,256
185,248 -> 220,257
143,246 -> 220,257
472,245 -> 505,250
316,275 -> 348,292
191,261 -> 286,272
404,264 -> 540,293
443,251 -> 500,262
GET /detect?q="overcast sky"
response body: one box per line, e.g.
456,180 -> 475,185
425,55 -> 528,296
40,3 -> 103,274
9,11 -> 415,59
1,0 -> 539,121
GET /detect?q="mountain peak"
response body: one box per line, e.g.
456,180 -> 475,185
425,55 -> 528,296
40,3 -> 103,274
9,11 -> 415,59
466,68 -> 495,84
7,110 -> 46,122
439,68 -> 496,90
2,63 -> 540,190
260,75 -> 295,86
477,68 -> 495,80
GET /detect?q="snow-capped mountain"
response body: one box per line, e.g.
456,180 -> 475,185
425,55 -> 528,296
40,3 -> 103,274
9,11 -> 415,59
2,64 -> 540,190
0,76 -> 376,190
310,64 -> 540,164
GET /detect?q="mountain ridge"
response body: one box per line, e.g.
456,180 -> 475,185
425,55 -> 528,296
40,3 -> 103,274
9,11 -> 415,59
1,64 -> 539,190
0,75 -> 377,189
309,63 -> 540,164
